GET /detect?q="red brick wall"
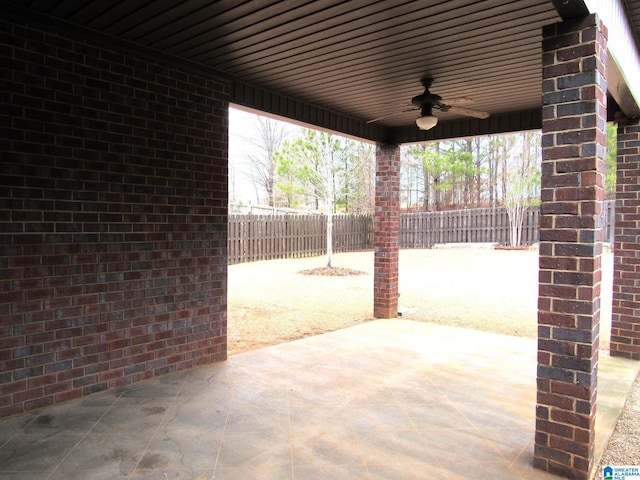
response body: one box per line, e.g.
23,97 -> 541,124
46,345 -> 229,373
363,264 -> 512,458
611,119 -> 640,360
374,144 -> 399,319
535,14 -> 607,480
0,17 -> 229,417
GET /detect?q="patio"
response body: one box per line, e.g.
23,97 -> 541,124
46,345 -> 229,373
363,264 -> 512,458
3,2 -> 640,477
0,320 -> 637,480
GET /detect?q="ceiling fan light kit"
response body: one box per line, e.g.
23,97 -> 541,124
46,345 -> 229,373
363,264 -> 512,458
416,113 -> 438,130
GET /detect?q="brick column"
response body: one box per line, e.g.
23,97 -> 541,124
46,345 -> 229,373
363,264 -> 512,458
611,118 -> 640,360
374,144 -> 400,319
535,14 -> 607,480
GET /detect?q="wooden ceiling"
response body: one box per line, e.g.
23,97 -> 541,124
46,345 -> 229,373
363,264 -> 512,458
5,0 -> 640,143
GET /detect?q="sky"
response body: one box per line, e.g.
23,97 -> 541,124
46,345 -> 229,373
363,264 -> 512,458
228,107 -> 258,204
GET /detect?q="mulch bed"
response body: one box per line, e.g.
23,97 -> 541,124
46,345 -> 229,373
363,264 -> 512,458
298,266 -> 368,276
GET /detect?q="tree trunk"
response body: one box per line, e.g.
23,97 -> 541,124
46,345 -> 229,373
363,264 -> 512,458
326,211 -> 333,267
326,150 -> 335,268
464,139 -> 472,207
423,166 -> 430,211
500,140 -> 508,203
489,144 -> 497,208
474,138 -> 482,207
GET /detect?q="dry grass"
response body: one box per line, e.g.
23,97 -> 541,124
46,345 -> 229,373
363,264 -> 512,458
227,246 -> 613,355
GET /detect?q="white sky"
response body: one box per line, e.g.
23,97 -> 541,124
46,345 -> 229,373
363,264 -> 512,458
228,107 -> 257,204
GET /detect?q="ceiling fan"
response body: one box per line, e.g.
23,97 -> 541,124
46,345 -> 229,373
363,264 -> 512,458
367,78 -> 490,130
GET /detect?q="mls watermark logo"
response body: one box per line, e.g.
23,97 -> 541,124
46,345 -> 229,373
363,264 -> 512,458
604,466 -> 640,480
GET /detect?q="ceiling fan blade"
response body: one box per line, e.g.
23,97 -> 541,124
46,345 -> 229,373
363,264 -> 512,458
440,97 -> 475,106
366,108 -> 418,124
447,105 -> 490,119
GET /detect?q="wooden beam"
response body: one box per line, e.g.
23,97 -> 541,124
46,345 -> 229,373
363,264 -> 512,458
231,81 -> 387,144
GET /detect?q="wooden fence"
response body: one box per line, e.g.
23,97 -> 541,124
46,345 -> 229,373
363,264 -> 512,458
228,201 -> 615,264
400,207 -> 539,247
228,214 -> 373,264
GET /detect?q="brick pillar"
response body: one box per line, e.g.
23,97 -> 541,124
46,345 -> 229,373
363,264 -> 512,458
374,144 -> 400,319
611,118 -> 640,360
535,14 -> 607,480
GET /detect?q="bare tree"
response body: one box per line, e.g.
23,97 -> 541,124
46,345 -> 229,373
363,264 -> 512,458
472,137 -> 487,207
503,131 -> 541,246
244,116 -> 289,206
400,151 -> 422,210
340,142 -> 375,214
487,136 -> 499,207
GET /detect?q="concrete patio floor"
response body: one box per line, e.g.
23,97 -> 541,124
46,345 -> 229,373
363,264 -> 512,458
0,320 -> 638,480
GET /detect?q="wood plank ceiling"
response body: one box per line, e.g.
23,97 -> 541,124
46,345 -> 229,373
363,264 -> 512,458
5,0 -> 640,142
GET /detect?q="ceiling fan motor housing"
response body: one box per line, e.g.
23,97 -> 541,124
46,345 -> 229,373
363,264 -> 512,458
411,92 -> 442,108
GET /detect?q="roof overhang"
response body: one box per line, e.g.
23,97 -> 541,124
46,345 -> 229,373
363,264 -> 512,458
3,0 -> 640,144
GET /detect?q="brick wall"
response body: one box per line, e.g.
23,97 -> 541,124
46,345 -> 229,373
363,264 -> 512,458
611,119 -> 640,360
373,144 -> 400,319
0,17 -> 229,417
535,14 -> 607,480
